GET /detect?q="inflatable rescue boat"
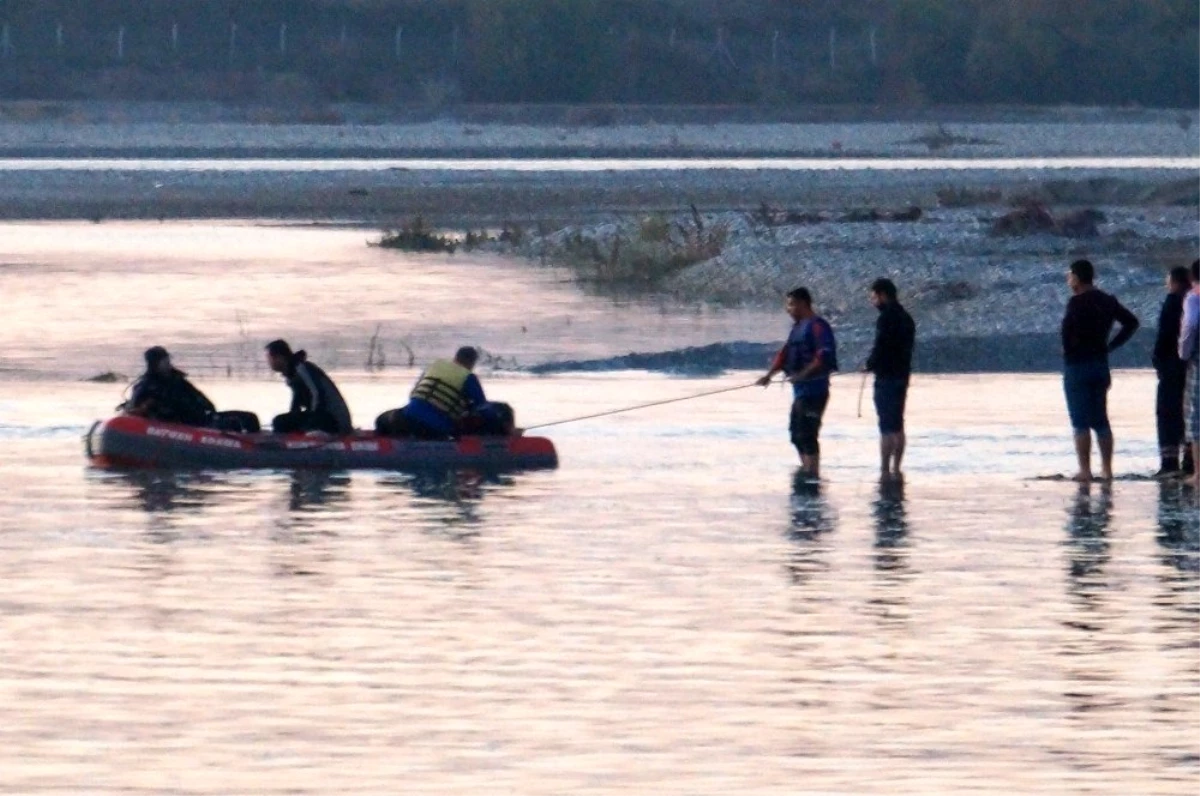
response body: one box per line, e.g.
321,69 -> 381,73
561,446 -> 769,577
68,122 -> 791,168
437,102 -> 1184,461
84,415 -> 558,470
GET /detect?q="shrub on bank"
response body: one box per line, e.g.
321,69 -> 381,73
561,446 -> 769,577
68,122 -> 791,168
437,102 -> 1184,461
377,217 -> 457,253
553,211 -> 729,286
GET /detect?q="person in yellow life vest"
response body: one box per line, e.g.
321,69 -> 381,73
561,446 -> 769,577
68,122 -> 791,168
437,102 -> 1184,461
376,346 -> 513,439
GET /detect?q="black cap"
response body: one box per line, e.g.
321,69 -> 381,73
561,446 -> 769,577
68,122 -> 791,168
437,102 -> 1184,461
265,339 -> 292,358
144,346 -> 170,367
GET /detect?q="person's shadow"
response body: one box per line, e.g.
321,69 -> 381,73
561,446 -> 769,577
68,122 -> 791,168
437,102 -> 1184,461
785,469 -> 835,585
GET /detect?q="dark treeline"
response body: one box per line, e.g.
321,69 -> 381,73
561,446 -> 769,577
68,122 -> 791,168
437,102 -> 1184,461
0,0 -> 1195,108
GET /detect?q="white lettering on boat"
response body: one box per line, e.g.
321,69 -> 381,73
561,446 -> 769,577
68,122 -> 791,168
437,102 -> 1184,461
349,441 -> 379,452
146,425 -> 194,442
199,435 -> 242,449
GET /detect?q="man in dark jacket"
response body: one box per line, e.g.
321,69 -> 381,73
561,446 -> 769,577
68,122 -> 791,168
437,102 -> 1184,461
125,346 -> 215,427
1061,259 -> 1140,483
1152,265 -> 1195,477
863,278 -> 917,481
265,339 -> 353,434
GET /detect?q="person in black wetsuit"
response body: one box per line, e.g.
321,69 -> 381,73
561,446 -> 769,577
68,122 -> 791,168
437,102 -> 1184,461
1152,265 -> 1195,478
1061,259 -> 1140,483
863,278 -> 917,482
124,346 -> 216,427
265,339 -> 353,435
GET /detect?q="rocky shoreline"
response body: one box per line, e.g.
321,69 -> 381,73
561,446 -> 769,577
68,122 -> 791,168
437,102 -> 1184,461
0,103 -> 1196,375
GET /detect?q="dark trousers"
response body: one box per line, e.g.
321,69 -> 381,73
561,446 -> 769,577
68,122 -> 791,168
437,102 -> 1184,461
211,410 -> 261,433
272,409 -> 339,434
1157,367 -> 1189,463
789,392 -> 829,457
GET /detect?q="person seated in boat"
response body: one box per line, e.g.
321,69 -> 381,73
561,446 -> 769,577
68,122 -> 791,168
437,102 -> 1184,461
265,339 -> 353,435
124,346 -> 216,427
375,346 -> 514,439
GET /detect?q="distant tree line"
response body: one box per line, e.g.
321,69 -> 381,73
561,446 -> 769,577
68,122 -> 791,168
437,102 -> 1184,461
0,0 -> 1195,108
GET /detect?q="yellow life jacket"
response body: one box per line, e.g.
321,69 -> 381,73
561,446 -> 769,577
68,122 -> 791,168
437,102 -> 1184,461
410,360 -> 470,417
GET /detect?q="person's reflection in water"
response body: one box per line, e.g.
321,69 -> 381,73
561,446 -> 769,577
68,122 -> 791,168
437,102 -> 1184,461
868,478 -> 912,627
271,470 -> 351,578
872,477 -> 910,572
1063,482 -> 1113,615
287,470 -> 351,514
382,469 -> 514,541
104,470 -> 218,545
785,469 -> 835,585
1152,481 -> 1200,641
1156,480 -> 1200,576
115,470 -> 212,517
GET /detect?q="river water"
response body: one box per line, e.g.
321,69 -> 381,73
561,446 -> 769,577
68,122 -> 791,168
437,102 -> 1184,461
1,222 -> 1197,794
0,155 -> 1197,172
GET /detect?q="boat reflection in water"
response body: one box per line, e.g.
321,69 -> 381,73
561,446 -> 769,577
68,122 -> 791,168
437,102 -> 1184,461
100,469 -> 217,515
377,469 -> 518,539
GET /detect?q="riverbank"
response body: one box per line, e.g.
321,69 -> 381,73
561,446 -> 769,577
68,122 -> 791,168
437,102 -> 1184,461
0,104 -> 1196,375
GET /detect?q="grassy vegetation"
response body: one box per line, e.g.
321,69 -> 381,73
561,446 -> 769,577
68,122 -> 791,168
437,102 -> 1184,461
558,209 -> 728,286
376,218 -> 529,253
376,217 -> 457,253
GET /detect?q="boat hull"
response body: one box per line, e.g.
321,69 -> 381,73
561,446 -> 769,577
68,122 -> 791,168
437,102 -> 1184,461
84,416 -> 557,471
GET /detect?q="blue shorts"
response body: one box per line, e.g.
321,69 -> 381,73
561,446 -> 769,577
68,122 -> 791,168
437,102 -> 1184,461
873,378 -> 909,435
1063,361 -> 1111,436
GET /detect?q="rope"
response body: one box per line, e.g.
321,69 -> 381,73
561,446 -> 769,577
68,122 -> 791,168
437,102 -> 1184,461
523,371 -> 845,431
524,380 -> 763,430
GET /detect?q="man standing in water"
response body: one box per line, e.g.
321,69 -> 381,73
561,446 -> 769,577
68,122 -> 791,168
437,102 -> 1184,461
1061,259 -> 1139,482
863,278 -> 916,481
1178,260 -> 1200,490
758,287 -> 838,478
1152,265 -> 1195,478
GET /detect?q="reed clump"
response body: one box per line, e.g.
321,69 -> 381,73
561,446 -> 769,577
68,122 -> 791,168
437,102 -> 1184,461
377,217 -> 457,253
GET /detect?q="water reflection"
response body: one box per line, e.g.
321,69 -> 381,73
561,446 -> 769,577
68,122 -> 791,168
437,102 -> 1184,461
784,471 -> 835,585
379,469 -> 515,540
1155,481 -> 1200,576
287,470 -> 351,514
1063,483 -> 1113,619
872,478 -> 910,573
270,471 -> 350,578
111,470 -> 216,517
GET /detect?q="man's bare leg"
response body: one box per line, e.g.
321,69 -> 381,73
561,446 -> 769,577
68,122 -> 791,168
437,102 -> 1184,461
1072,431 -> 1093,482
879,436 -> 893,480
1097,432 -> 1114,481
800,453 -> 820,478
892,431 -> 907,477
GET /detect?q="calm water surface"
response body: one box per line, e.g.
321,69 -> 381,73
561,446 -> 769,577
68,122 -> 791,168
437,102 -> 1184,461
1,222 -> 1197,794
